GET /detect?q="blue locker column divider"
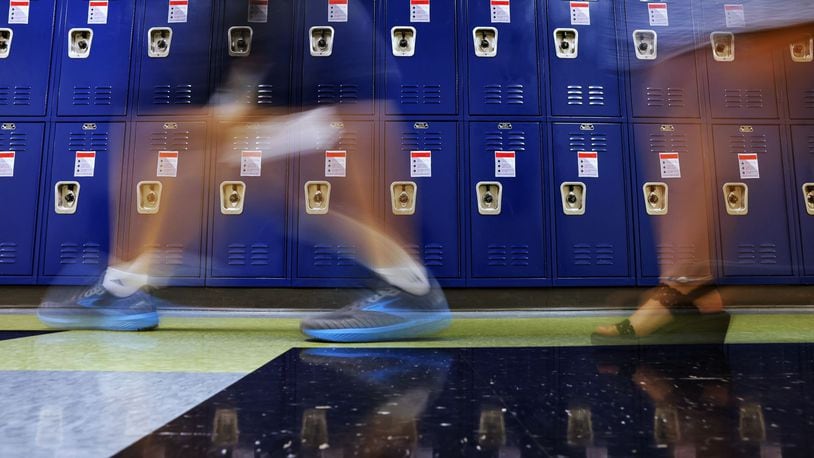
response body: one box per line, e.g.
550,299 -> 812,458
791,125 -> 814,281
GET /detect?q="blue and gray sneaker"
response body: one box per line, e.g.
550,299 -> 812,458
300,279 -> 451,342
37,280 -> 159,331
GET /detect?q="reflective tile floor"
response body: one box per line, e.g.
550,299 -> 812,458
2,310 -> 814,457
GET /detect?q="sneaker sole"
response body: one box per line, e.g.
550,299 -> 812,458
37,310 -> 159,332
302,312 -> 451,343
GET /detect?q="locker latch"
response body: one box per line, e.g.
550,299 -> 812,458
803,183 -> 814,216
560,182 -> 586,215
220,181 -> 246,215
301,408 -> 329,449
136,181 -> 163,215
632,30 -> 657,60
472,27 -> 498,58
0,29 -> 12,59
68,29 -> 93,59
212,408 -> 239,446
148,27 -> 172,58
228,26 -> 253,57
554,28 -> 578,59
643,182 -> 668,215
309,27 -> 334,57
305,181 -> 331,214
723,183 -> 748,215
566,406 -> 593,447
476,182 -> 502,215
790,34 -> 813,63
391,27 -> 416,57
739,403 -> 766,442
478,407 -> 506,451
55,182 -> 80,214
653,406 -> 680,446
710,32 -> 734,62
390,181 -> 417,215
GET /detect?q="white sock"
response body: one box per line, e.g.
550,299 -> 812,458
373,262 -> 431,296
102,267 -> 149,298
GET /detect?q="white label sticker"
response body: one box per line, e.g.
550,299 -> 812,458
248,0 -> 268,23
410,0 -> 430,23
157,151 -> 179,177
325,150 -> 347,177
659,152 -> 682,179
74,151 -> 96,177
168,0 -> 189,23
240,151 -> 262,177
648,3 -> 668,27
8,0 -> 30,24
738,153 -> 760,179
328,0 -> 348,22
410,151 -> 432,177
577,151 -> 598,178
0,152 -> 15,177
490,0 -> 510,24
570,1 -> 590,26
724,4 -> 745,28
88,1 -> 109,24
495,151 -> 516,177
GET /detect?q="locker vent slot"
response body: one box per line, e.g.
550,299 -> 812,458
487,244 -> 530,267
401,131 -> 443,152
483,84 -> 525,105
250,84 -> 275,105
649,132 -> 689,154
0,243 -> 17,265
399,84 -> 443,105
567,85 -> 606,106
0,131 -> 28,151
729,135 -> 768,155
485,131 -> 526,154
336,131 -> 358,153
145,244 -> 185,266
72,86 -> 113,106
0,86 -> 32,106
656,244 -> 698,266
724,89 -> 765,109
68,132 -> 110,152
231,126 -> 274,151
315,84 -> 359,105
313,244 -> 358,267
573,243 -> 615,266
737,244 -> 778,265
226,243 -> 271,266
808,135 -> 814,154
401,132 -> 420,150
59,243 -> 102,265
406,244 -> 445,267
645,87 -> 686,108
150,130 -> 191,152
152,85 -> 194,105
804,90 -> 814,109
568,133 -> 608,154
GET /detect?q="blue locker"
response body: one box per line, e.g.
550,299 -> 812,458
469,121 -> 546,278
215,0 -> 294,110
0,0 -> 55,116
701,1 -> 778,119
784,35 -> 814,120
633,123 -> 712,281
0,122 -> 43,279
384,121 -> 459,279
126,121 -> 207,281
383,0 -> 456,114
297,120 -> 374,279
466,0 -> 540,116
791,126 -> 814,277
552,123 -> 628,279
42,122 -> 125,279
301,0 -> 375,114
209,122 -> 288,281
56,0 -> 136,116
547,0 -> 620,117
137,0 -> 214,115
624,0 -> 701,118
712,124 -> 793,278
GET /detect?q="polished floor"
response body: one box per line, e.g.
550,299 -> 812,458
2,310 -> 814,457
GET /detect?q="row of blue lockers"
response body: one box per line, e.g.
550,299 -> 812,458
1,0 -> 813,120
1,119 -> 812,287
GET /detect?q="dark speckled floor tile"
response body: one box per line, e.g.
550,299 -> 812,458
0,330 -> 59,342
119,345 -> 814,457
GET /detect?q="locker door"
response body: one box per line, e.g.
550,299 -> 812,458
791,126 -> 814,276
784,33 -> 814,120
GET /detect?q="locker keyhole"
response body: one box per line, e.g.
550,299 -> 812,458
314,188 -> 324,203
483,191 -> 494,204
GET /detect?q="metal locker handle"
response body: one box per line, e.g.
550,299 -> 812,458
710,32 -> 734,62
309,27 -> 334,57
390,181 -> 417,215
391,27 -> 416,57
723,183 -> 748,216
55,182 -> 81,214
472,27 -> 498,58
476,181 -> 502,215
553,28 -> 578,59
220,181 -> 246,215
137,181 -> 163,215
560,182 -> 586,215
632,30 -> 657,60
642,182 -> 668,216
305,181 -> 331,214
68,28 -> 93,59
0,29 -> 12,59
228,26 -> 253,57
803,183 -> 814,216
148,27 -> 173,58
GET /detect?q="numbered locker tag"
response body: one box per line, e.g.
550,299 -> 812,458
88,1 -> 109,24
248,0 -> 269,23
410,151 -> 432,177
578,151 -> 598,178
724,4 -> 745,28
495,151 -> 516,177
329,0 -> 348,22
8,0 -> 30,24
410,0 -> 430,23
659,153 -> 681,178
570,1 -> 590,26
325,150 -> 347,177
738,153 -> 759,179
168,0 -> 189,23
74,151 -> 96,177
0,152 -> 15,177
241,151 -> 262,177
157,151 -> 179,177
648,3 -> 668,27
490,0 -> 510,24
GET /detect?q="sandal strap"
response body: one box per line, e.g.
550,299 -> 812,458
652,284 -> 686,309
615,319 -> 636,337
